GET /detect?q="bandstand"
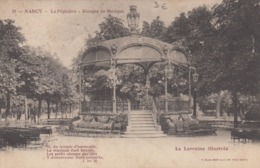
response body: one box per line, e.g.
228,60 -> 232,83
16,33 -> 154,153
78,6 -> 194,137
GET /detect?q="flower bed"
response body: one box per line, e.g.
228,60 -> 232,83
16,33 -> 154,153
160,114 -> 217,136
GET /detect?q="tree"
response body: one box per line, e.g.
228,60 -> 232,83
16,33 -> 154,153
117,64 -> 146,101
162,7 -> 214,99
39,55 -> 66,119
17,47 -> 75,119
177,0 -> 260,124
164,12 -> 190,43
16,46 -> 42,98
162,1 -> 260,123
140,16 -> 167,40
195,0 -> 260,95
209,0 -> 260,125
94,14 -> 130,41
1,19 -> 77,121
0,19 -> 25,117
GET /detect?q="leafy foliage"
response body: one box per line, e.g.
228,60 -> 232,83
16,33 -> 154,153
0,19 -> 25,115
92,15 -> 130,41
0,19 -> 77,118
140,16 -> 167,40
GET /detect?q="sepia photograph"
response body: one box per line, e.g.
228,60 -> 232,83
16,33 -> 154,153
0,0 -> 260,167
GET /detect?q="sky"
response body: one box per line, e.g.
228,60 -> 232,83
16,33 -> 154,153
0,0 -> 222,67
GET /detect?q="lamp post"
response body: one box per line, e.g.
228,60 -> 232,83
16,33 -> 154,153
192,71 -> 199,117
108,60 -> 123,113
108,63 -> 117,113
82,81 -> 91,102
108,68 -> 122,113
145,75 -> 150,103
110,44 -> 118,113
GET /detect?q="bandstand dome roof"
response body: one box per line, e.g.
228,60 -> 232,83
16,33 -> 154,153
81,35 -> 189,70
81,6 -> 189,71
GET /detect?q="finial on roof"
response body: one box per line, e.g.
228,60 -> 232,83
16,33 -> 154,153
127,5 -> 140,35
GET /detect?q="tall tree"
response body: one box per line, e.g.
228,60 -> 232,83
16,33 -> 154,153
209,0 -> 260,125
164,12 -> 190,43
179,0 -> 260,125
196,0 -> 260,96
0,19 -> 25,117
163,1 -> 260,124
141,16 -> 167,40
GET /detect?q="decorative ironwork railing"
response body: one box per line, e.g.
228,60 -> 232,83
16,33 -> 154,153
81,101 -> 128,113
152,100 -> 159,125
130,101 -> 153,111
81,100 -> 190,114
155,100 -> 190,112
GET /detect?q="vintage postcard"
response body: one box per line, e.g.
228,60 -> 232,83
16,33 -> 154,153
0,0 -> 259,167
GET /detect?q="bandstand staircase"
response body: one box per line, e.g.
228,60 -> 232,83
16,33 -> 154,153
122,110 -> 166,138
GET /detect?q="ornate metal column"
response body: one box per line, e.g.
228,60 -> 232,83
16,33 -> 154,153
145,72 -> 150,103
164,60 -> 173,113
165,69 -> 168,113
111,44 -> 118,113
78,66 -> 82,114
112,62 -> 116,113
188,66 -> 192,110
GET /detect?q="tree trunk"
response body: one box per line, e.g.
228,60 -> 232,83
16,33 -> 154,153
61,103 -> 63,118
38,99 -> 42,119
6,92 -> 11,118
47,100 -> 50,119
55,103 -> 58,119
0,107 -> 2,120
65,104 -> 67,118
24,95 -> 28,120
232,92 -> 238,128
35,98 -> 42,124
193,89 -> 197,117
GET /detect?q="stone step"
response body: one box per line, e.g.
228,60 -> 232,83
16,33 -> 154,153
131,123 -> 155,127
129,127 -> 156,129
130,112 -> 152,114
121,134 -> 167,138
130,121 -> 154,123
129,121 -> 154,125
129,113 -> 152,115
129,115 -> 153,117
130,119 -> 154,121
130,118 -> 154,121
129,113 -> 153,116
130,122 -> 154,124
122,110 -> 166,138
129,116 -> 153,119
124,131 -> 164,134
129,114 -> 152,116
129,127 -> 158,131
130,120 -> 154,123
